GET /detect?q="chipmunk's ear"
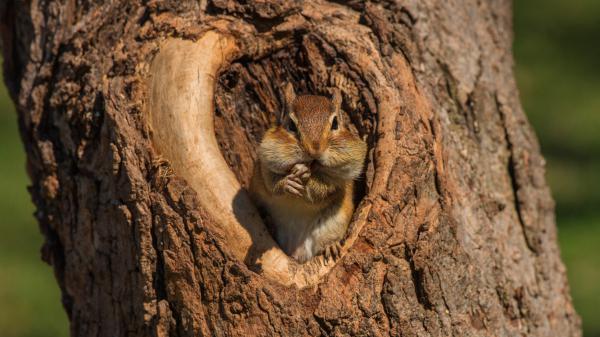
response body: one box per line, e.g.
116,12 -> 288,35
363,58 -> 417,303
283,82 -> 296,117
331,88 -> 343,122
332,88 -> 342,113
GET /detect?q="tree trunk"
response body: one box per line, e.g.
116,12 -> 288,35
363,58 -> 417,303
1,0 -> 581,336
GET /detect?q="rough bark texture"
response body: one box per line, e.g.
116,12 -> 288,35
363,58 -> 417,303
1,0 -> 580,336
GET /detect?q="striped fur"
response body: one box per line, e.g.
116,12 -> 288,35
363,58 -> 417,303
250,91 -> 367,262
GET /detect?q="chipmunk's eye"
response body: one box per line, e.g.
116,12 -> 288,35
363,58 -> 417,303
331,116 -> 339,131
286,120 -> 298,134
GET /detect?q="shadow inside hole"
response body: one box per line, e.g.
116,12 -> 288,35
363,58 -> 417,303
231,187 -> 280,268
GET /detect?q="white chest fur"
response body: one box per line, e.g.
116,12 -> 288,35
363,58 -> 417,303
265,196 -> 348,262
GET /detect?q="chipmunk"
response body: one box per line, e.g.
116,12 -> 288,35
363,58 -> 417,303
250,83 -> 367,263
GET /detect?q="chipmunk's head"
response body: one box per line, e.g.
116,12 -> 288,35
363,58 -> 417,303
258,83 -> 366,181
280,83 -> 343,160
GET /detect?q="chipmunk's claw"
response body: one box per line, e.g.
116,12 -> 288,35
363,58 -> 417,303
283,175 -> 304,197
324,241 -> 342,262
291,163 -> 311,182
281,163 -> 311,197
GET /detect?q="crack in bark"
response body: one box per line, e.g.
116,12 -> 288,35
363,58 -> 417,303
149,208 -> 168,302
404,245 -> 433,311
313,313 -> 332,336
506,150 -> 536,253
495,94 -> 537,254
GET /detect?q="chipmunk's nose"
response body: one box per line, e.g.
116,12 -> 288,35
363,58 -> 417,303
305,141 -> 323,159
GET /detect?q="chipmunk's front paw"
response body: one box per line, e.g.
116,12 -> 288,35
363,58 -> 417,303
282,174 -> 304,197
323,241 -> 343,262
279,163 -> 310,197
290,163 -> 311,181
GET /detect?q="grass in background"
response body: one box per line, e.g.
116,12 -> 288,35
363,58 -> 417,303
0,75 -> 68,337
515,0 -> 600,335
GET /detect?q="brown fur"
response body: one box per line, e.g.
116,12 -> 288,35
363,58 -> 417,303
250,89 -> 367,263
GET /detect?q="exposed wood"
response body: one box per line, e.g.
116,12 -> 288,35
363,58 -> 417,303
148,33 -> 341,287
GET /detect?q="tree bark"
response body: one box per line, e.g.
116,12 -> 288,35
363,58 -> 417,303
1,1 -> 581,336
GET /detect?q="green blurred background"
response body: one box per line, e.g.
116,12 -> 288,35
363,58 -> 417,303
0,1 -> 598,336
515,0 -> 600,335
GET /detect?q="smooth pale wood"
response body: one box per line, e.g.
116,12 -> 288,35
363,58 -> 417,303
147,32 -> 346,287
